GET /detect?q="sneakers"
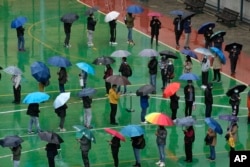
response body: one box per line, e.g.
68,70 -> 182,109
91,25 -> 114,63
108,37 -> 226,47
112,42 -> 118,45
141,121 -> 147,124
88,43 -> 94,47
201,85 -> 207,89
156,160 -> 161,165
60,128 -> 66,132
159,162 -> 165,167
28,131 -> 34,135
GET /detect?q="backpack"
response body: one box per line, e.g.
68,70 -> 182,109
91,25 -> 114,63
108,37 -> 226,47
138,137 -> 146,149
122,64 -> 132,77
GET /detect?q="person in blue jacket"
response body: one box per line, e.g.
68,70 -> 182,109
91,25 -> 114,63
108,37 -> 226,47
183,17 -> 192,49
140,95 -> 149,123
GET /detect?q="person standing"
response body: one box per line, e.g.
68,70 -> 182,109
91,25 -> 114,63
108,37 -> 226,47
204,83 -> 213,118
118,57 -> 131,94
170,93 -> 179,121
204,26 -> 214,48
109,19 -> 117,45
45,143 -> 60,167
201,56 -> 210,89
55,103 -> 68,132
109,84 -> 120,125
206,128 -> 217,161
212,34 -> 224,50
78,135 -> 91,167
183,17 -> 192,49
82,96 -> 93,129
10,144 -> 22,167
79,70 -> 88,89
103,64 -> 113,95
228,45 -> 241,75
108,136 -> 121,167
11,74 -> 21,104
183,55 -> 192,73
87,13 -> 97,47
173,15 -> 184,48
63,22 -> 72,48
212,54 -> 222,82
57,67 -> 67,93
150,16 -> 161,46
140,95 -> 149,124
184,80 -> 195,117
125,13 -> 135,45
165,60 -> 174,85
148,56 -> 158,93
183,126 -> 195,163
131,135 -> 145,167
159,56 -> 168,89
26,103 -> 41,134
155,126 -> 167,167
226,122 -> 238,153
16,26 -> 25,51
229,89 -> 240,116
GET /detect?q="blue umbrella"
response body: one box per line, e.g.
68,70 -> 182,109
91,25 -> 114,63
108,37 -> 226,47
169,10 -> 184,16
76,62 -> 95,75
126,5 -> 144,14
218,114 -> 238,122
198,22 -> 215,34
120,125 -> 144,137
11,16 -> 27,28
210,47 -> 226,64
78,88 -> 96,97
47,56 -> 72,67
175,117 -> 196,127
181,49 -> 198,59
30,61 -> 51,83
179,73 -> 200,81
205,118 -> 223,134
23,92 -> 50,104
0,135 -> 24,147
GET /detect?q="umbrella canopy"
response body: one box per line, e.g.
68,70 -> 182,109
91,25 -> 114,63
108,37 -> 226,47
30,61 -> 50,83
139,49 -> 158,57
110,50 -> 131,58
198,22 -> 215,34
147,12 -> 162,17
181,49 -> 198,59
226,84 -> 247,96
210,30 -> 226,40
210,47 -> 226,64
73,125 -> 96,143
60,13 -> 79,23
76,62 -> 95,75
38,131 -> 64,144
48,56 -> 72,68
3,66 -> 22,75
175,117 -> 196,127
136,84 -> 155,96
53,92 -> 70,109
126,5 -> 144,14
145,112 -> 174,126
205,118 -> 223,134
159,50 -> 178,59
182,11 -> 195,20
105,11 -> 120,22
23,92 -> 50,104
78,88 -> 96,97
120,125 -> 144,137
169,10 -> 184,16
163,82 -> 181,98
104,128 -> 125,141
92,56 -> 115,65
84,6 -> 99,16
11,16 -> 27,28
224,42 -> 243,52
218,114 -> 238,122
106,75 -> 131,86
179,73 -> 200,81
193,47 -> 213,56
0,135 -> 23,147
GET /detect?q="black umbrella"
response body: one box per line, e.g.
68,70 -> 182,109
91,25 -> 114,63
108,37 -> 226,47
210,30 -> 226,40
60,13 -> 79,23
0,135 -> 23,147
226,84 -> 247,96
92,56 -> 115,65
84,6 -> 99,16
136,84 -> 155,96
106,75 -> 131,86
159,50 -> 178,59
224,42 -> 243,52
38,131 -> 64,144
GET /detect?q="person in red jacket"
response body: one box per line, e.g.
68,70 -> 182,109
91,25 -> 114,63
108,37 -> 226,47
183,126 -> 195,163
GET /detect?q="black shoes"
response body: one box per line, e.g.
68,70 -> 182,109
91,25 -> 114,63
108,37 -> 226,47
110,122 -> 118,125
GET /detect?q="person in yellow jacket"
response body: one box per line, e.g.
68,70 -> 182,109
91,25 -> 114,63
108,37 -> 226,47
226,122 -> 238,153
109,84 -> 121,125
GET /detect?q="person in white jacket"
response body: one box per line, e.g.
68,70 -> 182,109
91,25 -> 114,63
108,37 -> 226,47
201,56 -> 210,89
11,74 -> 21,104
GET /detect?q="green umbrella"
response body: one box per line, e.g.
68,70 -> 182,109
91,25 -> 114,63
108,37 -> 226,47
74,125 -> 96,143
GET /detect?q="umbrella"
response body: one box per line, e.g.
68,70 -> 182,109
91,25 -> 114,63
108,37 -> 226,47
226,84 -> 247,96
224,42 -> 243,52
205,118 -> 223,134
3,66 -> 22,75
106,75 -> 131,85
73,125 -> 96,143
104,128 -> 125,141
139,49 -> 158,57
179,73 -> 200,80
193,47 -> 213,56
218,114 -> 239,122
159,50 -> 178,59
0,135 -> 23,147
38,131 -> 64,144
78,88 -> 96,97
175,117 -> 196,127
163,82 -> 181,98
210,47 -> 226,64
11,16 -> 27,28
120,125 -> 144,137
48,56 -> 72,67
169,10 -> 184,16
110,50 -> 131,58
92,56 -> 115,65
210,30 -> 226,40
53,92 -> 70,109
84,6 -> 99,16
198,22 -> 215,34
147,12 -> 162,17
76,62 -> 95,75
136,84 -> 155,96
181,49 -> 198,59
60,13 -> 79,23
30,61 -> 51,83
105,11 -> 120,22
182,12 -> 195,20
126,5 -> 144,14
145,112 -> 174,126
23,92 -> 50,104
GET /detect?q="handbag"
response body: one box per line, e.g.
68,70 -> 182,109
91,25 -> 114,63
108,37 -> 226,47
204,134 -> 213,145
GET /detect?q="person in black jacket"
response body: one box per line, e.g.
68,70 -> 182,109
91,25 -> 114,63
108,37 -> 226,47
108,136 -> 121,167
57,67 -> 67,93
55,103 -> 68,132
10,144 -> 22,167
27,103 -> 41,134
131,135 -> 145,167
170,93 -> 180,120
228,45 -> 241,75
204,26 -> 213,49
82,96 -> 93,129
78,135 -> 91,167
63,22 -> 72,48
148,56 -> 158,93
45,143 -> 60,167
118,57 -> 131,94
150,16 -> 161,46
109,19 -> 117,45
87,13 -> 97,47
16,26 -> 25,51
204,83 -> 213,117
212,33 -> 224,50
184,80 -> 195,117
229,89 -> 241,116
173,15 -> 184,48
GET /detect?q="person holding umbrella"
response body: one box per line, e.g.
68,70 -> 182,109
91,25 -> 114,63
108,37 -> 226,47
57,67 -> 67,93
159,56 -> 168,89
173,15 -> 184,48
204,26 -> 214,49
183,126 -> 195,163
63,22 -> 72,48
108,136 -> 121,167
204,83 -> 213,118
87,13 -> 97,47
125,12 -> 135,45
183,17 -> 192,49
10,144 -> 22,167
225,122 -> 238,154
82,96 -> 93,129
55,103 -> 68,132
16,26 -> 25,51
184,80 -> 195,117
131,135 -> 145,167
103,64 -> 113,95
183,55 -> 192,73
79,70 -> 88,89
27,103 -> 41,134
78,135 -> 92,167
109,19 -> 117,45
201,56 -> 210,89
165,60 -> 174,85
140,95 -> 149,124
11,74 -> 21,104
155,126 -> 167,167
150,16 -> 161,46
45,143 -> 60,167
229,89 -> 241,116
109,84 -> 121,125
118,57 -> 132,94
170,93 -> 180,121
206,128 -> 217,161
148,56 -> 158,93
212,53 -> 222,83
228,45 -> 241,75
212,33 -> 224,50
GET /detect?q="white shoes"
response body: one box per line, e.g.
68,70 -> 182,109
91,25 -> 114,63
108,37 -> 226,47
60,128 -> 66,132
156,161 -> 165,167
141,121 -> 147,124
109,42 -> 118,45
88,43 -> 94,47
201,85 -> 207,89
156,160 -> 161,165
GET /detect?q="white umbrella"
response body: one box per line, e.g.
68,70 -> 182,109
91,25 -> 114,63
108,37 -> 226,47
53,92 -> 71,109
111,50 -> 131,57
3,66 -> 22,75
105,11 -> 120,22
194,47 -> 213,56
139,49 -> 158,57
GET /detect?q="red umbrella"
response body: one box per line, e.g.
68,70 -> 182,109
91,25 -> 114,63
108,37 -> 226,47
145,112 -> 174,126
147,12 -> 162,17
104,128 -> 125,142
163,82 -> 181,98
